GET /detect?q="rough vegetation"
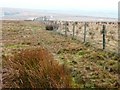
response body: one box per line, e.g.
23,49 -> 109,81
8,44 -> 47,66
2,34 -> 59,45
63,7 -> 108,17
3,48 -> 72,88
2,20 -> 120,88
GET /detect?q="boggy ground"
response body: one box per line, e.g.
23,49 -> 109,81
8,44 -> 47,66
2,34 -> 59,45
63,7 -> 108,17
2,20 -> 120,88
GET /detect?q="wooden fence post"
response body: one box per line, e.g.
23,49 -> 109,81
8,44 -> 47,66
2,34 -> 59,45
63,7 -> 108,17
65,22 -> 67,37
84,22 -> 87,43
102,25 -> 106,50
118,22 -> 120,55
73,23 -> 75,39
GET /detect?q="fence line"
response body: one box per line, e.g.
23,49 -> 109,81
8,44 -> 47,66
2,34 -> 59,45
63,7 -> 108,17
45,20 -> 118,53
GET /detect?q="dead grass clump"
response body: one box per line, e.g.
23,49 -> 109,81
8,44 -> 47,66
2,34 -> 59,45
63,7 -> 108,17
3,48 -> 72,88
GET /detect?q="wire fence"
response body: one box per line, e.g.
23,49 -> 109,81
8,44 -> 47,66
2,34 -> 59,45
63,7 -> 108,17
44,20 -> 118,53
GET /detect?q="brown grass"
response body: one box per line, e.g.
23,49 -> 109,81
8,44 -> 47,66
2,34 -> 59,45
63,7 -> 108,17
3,47 -> 72,88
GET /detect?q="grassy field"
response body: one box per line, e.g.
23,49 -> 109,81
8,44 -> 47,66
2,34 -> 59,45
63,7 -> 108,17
2,20 -> 120,88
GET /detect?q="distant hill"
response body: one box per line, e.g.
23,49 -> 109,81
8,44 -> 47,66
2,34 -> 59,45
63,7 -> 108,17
1,7 -> 117,22
2,8 -> 48,20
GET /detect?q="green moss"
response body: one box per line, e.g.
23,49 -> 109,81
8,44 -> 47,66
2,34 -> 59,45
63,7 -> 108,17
78,51 -> 85,56
6,44 -> 29,49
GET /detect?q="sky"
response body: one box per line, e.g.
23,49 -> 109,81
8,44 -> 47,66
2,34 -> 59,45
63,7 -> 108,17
0,0 -> 119,18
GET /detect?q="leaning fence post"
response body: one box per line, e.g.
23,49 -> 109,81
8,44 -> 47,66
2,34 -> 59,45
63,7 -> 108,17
72,22 -> 75,39
102,25 -> 106,50
84,22 -> 87,43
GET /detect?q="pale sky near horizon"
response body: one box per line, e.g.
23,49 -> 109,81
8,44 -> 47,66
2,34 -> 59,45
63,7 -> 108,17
0,0 -> 119,11
0,0 -> 119,18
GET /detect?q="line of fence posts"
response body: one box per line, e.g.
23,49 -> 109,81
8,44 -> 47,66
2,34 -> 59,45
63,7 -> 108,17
62,21 -> 107,50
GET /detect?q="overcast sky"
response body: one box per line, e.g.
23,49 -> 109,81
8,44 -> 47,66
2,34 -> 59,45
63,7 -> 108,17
0,0 -> 119,18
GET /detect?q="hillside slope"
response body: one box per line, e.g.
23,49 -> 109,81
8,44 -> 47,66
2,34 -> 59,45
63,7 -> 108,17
2,21 -> 119,88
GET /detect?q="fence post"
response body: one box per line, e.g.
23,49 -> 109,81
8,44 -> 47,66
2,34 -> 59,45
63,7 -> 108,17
84,22 -> 87,43
65,22 -> 67,37
102,25 -> 106,50
118,22 -> 120,55
73,23 -> 75,39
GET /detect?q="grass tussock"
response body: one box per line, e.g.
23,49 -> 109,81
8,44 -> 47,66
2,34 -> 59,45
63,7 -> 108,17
3,48 -> 72,88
